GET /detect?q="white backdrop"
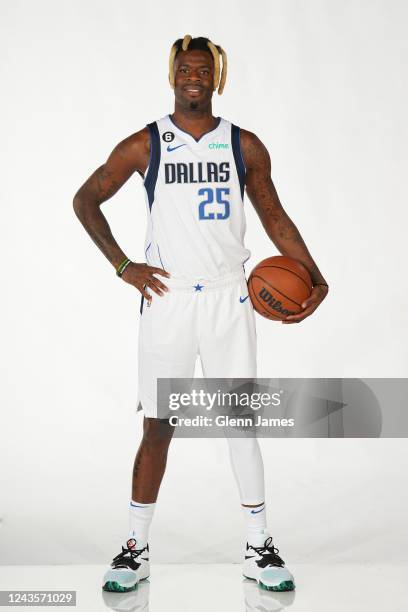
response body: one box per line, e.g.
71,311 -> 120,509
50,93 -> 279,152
1,0 -> 408,565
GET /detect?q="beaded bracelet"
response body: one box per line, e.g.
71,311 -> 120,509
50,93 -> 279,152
116,257 -> 132,277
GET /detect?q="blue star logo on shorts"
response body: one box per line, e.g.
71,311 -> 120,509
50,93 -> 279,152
193,283 -> 204,292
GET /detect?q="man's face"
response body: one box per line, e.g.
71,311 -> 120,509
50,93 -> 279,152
173,49 -> 214,110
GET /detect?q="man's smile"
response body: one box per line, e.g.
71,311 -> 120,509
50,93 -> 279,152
184,86 -> 203,96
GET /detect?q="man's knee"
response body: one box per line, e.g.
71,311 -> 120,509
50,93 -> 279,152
142,417 -> 174,448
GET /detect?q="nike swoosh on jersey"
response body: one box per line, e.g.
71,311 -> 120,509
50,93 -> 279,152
167,144 -> 186,152
240,295 -> 249,303
250,507 -> 265,514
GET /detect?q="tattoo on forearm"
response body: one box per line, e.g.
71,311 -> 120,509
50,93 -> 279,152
73,183 -> 124,266
272,210 -> 303,244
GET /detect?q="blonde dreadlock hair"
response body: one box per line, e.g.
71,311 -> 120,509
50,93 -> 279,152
168,35 -> 228,95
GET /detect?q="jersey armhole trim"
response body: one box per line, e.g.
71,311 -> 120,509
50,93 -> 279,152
144,122 -> 161,211
231,124 -> 246,199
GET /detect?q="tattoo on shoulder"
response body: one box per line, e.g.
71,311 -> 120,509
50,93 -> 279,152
240,129 -> 271,173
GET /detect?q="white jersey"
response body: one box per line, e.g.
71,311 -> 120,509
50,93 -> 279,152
142,114 -> 251,281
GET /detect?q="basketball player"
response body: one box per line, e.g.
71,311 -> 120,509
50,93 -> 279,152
73,35 -> 328,594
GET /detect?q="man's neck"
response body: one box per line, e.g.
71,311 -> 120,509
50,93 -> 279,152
171,104 -> 218,140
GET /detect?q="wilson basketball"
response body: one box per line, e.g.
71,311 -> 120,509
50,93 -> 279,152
248,256 -> 312,320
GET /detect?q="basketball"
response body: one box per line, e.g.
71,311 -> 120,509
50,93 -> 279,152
248,256 -> 312,320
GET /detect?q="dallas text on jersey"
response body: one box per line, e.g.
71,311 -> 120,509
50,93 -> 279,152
164,162 -> 230,184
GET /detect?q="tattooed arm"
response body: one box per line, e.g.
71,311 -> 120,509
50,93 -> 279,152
240,129 -> 328,323
73,128 -> 169,301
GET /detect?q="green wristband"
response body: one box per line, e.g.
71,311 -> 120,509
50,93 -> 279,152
116,257 -> 131,277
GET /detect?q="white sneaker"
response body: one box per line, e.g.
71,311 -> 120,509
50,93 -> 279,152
243,531 -> 295,592
103,538 -> 150,593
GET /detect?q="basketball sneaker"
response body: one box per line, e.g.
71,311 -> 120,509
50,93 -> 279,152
102,538 -> 150,593
243,531 -> 295,592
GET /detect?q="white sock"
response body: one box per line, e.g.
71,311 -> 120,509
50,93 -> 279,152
242,502 -> 267,546
128,500 -> 156,548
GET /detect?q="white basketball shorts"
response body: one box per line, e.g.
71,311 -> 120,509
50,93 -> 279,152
136,266 -> 257,418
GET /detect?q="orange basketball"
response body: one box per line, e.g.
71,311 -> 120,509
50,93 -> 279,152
248,256 -> 312,320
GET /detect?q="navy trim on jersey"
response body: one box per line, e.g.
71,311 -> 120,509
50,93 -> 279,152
168,114 -> 221,143
145,242 -> 152,263
144,122 -> 161,211
140,294 -> 145,315
242,254 -> 251,276
231,124 -> 246,199
157,244 -> 164,268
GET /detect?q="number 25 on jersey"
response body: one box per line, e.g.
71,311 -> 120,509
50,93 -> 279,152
198,187 -> 230,220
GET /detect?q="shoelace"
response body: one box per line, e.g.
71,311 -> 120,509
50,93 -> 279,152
111,544 -> 147,571
249,536 -> 285,568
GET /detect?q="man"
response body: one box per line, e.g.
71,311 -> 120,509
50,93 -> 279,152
73,35 -> 328,594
